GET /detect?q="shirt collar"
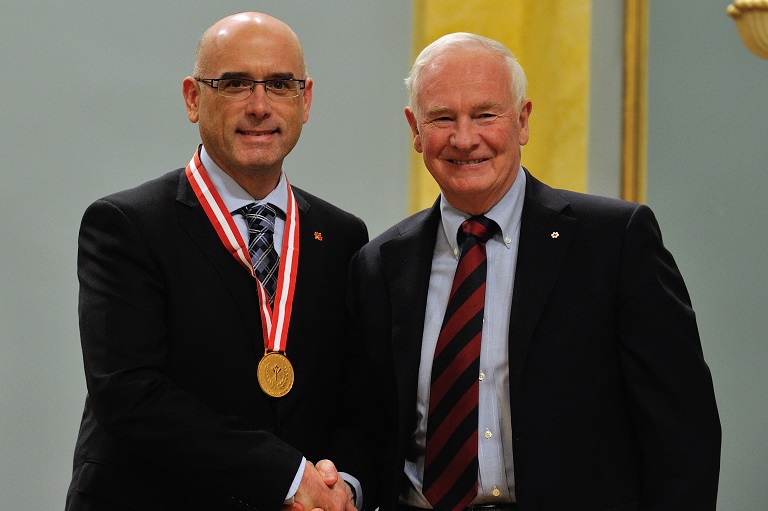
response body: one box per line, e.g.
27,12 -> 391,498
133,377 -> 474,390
439,166 -> 526,253
199,145 -> 288,216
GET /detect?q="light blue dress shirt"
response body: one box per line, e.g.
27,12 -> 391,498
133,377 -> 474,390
200,146 -> 288,251
198,147 -> 362,508
402,167 -> 526,507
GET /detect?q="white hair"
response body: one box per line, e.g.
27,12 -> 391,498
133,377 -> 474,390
405,32 -> 527,115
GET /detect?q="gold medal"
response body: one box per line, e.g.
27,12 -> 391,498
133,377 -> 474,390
187,151 -> 301,399
257,351 -> 294,398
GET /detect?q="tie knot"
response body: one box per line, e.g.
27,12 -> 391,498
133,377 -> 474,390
458,215 -> 497,246
239,202 -> 278,232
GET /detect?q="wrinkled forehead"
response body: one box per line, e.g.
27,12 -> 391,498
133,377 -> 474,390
416,49 -> 513,109
424,47 -> 508,83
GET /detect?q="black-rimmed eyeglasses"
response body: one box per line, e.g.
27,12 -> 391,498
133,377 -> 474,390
195,77 -> 306,99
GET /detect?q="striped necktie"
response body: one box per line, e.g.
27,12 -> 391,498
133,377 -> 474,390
423,215 -> 497,511
239,203 -> 280,303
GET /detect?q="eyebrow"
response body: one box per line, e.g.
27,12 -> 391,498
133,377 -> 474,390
218,71 -> 298,80
425,101 -> 503,117
425,106 -> 452,117
474,101 -> 503,111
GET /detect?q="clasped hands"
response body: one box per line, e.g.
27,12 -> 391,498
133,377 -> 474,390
284,459 -> 356,511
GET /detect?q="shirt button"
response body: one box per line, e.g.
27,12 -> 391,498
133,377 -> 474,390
484,429 -> 492,439
479,371 -> 485,381
492,486 -> 501,497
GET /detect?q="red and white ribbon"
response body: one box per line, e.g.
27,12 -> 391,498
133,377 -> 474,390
185,147 -> 299,352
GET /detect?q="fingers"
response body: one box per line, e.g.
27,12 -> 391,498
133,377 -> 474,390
294,460 -> 351,511
314,459 -> 340,487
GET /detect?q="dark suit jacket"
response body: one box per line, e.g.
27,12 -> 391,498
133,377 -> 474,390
348,170 -> 721,511
66,167 -> 369,511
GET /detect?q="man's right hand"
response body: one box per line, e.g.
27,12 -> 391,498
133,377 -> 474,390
290,460 -> 355,511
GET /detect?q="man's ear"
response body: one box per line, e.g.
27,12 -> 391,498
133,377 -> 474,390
404,107 -> 423,153
300,77 -> 314,124
517,98 -> 532,146
182,76 -> 201,124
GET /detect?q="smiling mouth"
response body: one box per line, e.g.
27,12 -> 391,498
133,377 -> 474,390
238,128 -> 279,136
448,158 -> 488,165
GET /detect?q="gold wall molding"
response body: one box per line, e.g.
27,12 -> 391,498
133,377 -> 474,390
621,0 -> 648,203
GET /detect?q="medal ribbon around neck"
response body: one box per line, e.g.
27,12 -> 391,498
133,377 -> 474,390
185,147 -> 299,353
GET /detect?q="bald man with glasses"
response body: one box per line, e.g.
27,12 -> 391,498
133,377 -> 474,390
66,12 -> 372,511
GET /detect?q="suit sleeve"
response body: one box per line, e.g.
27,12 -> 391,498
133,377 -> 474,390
616,204 -> 721,509
77,197 -> 302,510
321,214 -> 380,510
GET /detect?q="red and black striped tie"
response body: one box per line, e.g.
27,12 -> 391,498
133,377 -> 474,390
424,215 -> 497,511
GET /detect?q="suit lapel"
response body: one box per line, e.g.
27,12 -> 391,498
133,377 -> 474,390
287,187 -> 313,276
380,201 -> 441,423
174,171 -> 263,345
508,171 -> 576,409
287,187 -> 316,339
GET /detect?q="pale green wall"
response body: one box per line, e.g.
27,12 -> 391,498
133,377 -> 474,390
648,2 -> 768,509
0,2 -> 411,509
2,1 -> 764,509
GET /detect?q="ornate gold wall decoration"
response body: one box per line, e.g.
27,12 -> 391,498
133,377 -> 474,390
727,0 -> 768,59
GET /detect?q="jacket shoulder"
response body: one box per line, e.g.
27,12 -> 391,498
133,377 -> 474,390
291,186 -> 366,228
361,207 -> 435,255
87,168 -> 184,212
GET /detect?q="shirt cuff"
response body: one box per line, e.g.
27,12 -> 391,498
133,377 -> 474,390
285,456 -> 306,503
339,472 -> 363,510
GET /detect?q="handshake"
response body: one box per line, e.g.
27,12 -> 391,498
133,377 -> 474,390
285,459 -> 357,511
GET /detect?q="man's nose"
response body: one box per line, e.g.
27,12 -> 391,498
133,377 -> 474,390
450,117 -> 479,149
244,83 -> 272,115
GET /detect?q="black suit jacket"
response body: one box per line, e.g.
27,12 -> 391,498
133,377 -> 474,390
348,170 -> 721,511
67,167 -> 369,511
